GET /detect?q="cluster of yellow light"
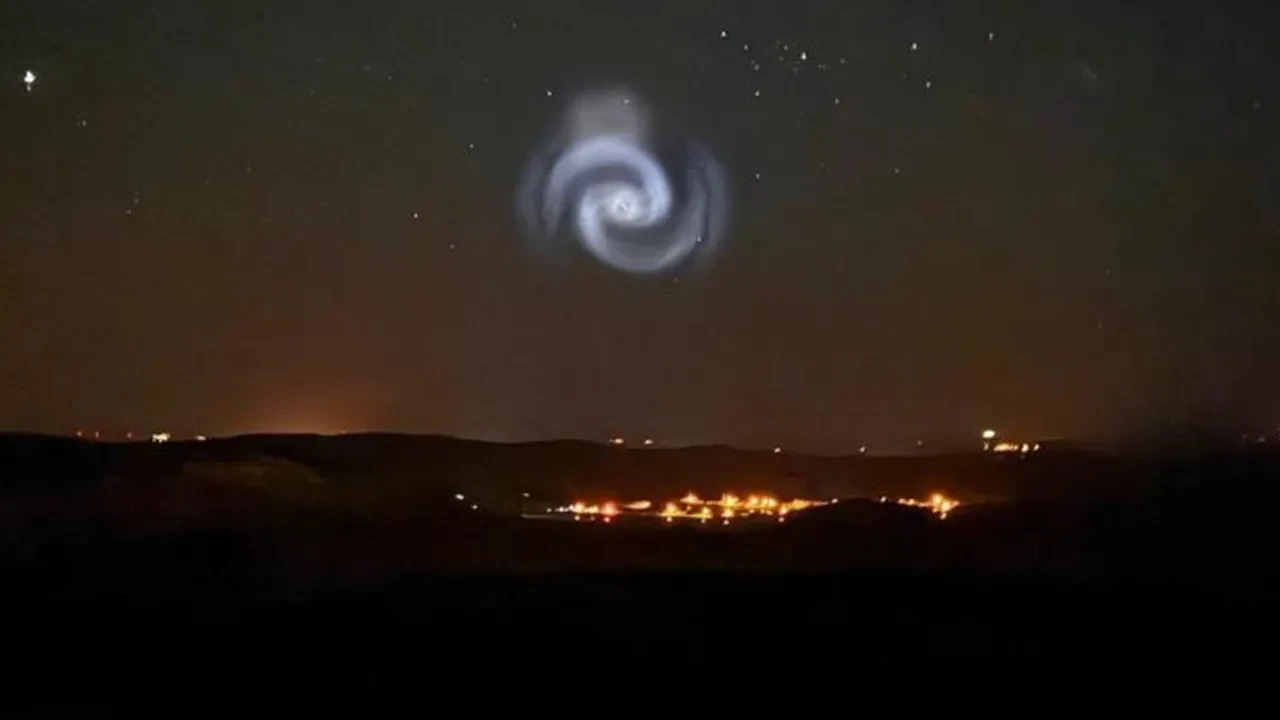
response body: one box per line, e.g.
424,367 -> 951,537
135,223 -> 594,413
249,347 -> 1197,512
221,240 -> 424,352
881,493 -> 960,519
568,501 -> 618,516
564,491 -> 830,525
990,442 -> 1040,454
655,492 -> 825,523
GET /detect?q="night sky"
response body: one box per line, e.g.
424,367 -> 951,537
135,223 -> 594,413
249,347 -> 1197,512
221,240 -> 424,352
3,1 -> 1278,452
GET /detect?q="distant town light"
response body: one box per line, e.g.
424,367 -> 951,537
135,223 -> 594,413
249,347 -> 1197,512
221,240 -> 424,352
894,493 -> 960,519
609,436 -> 625,446
195,435 -> 207,442
773,446 -> 783,454
454,493 -> 466,501
981,429 -> 997,440
642,438 -> 654,446
151,432 -> 171,444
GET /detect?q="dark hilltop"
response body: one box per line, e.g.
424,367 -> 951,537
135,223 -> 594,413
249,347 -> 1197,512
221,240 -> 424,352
0,432 -> 1270,706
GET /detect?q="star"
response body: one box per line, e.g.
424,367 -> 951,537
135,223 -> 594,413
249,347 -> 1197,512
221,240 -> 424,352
833,96 -> 841,105
910,41 -> 918,52
719,29 -> 728,39
22,69 -> 37,92
924,79 -> 932,90
545,89 -> 554,97
799,51 -> 808,61
988,31 -> 996,42
753,89 -> 761,97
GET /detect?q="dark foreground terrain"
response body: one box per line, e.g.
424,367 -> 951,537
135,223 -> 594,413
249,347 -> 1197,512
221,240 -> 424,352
0,433 -> 1272,709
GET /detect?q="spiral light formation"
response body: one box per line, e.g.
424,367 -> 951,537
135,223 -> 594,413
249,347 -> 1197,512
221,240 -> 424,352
518,91 -> 728,274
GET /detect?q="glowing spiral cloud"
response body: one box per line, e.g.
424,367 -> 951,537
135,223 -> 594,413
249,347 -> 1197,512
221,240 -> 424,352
518,89 -> 729,274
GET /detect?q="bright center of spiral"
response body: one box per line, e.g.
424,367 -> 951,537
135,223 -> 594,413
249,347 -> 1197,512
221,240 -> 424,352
611,192 -> 640,221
